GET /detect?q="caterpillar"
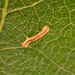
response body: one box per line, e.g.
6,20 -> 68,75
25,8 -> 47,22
21,25 -> 49,48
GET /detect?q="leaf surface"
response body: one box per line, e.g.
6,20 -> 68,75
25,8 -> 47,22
0,0 -> 75,75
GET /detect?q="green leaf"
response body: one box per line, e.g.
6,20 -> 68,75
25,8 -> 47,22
0,0 -> 75,75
